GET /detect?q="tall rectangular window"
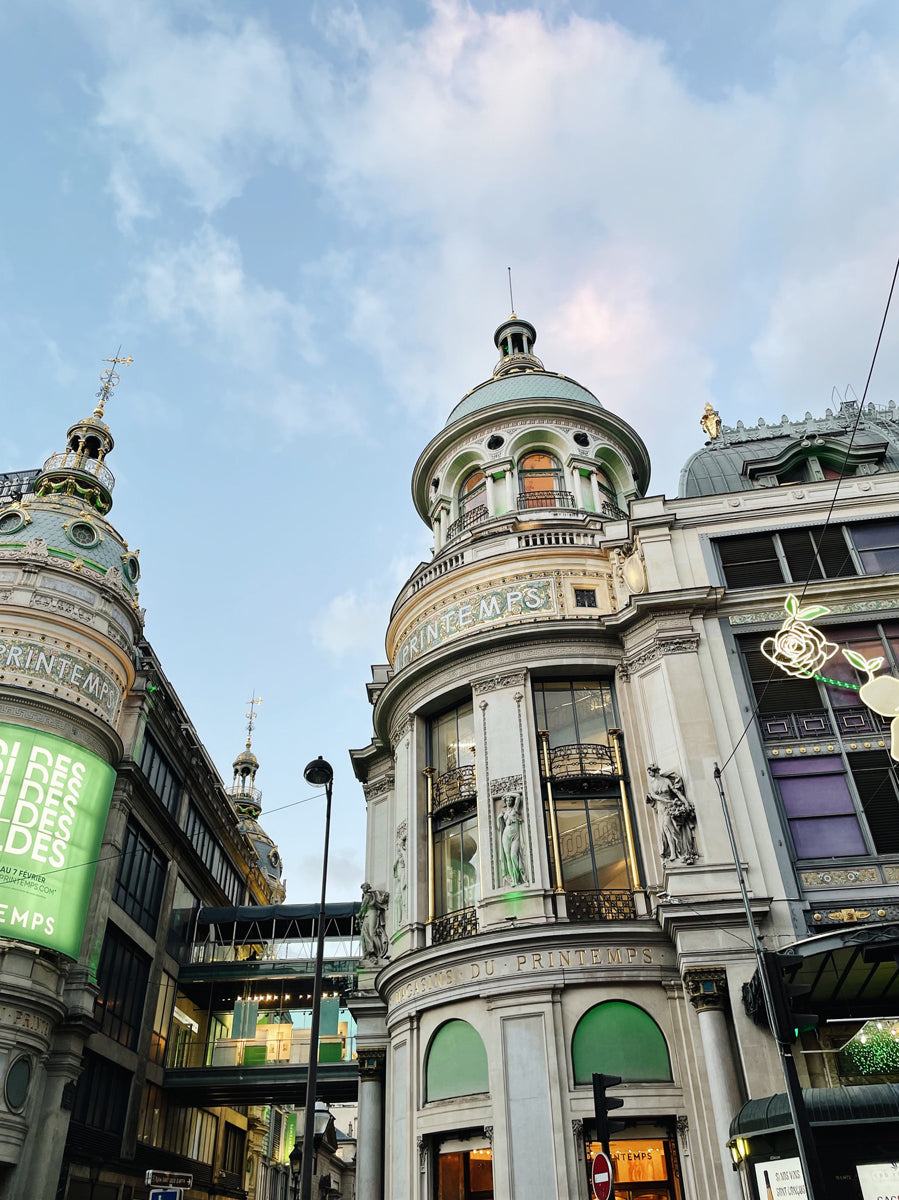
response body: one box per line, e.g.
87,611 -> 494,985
850,519 -> 899,574
113,819 -> 167,934
433,811 -> 479,916
184,803 -> 243,904
429,701 -> 475,774
95,925 -> 151,1050
139,731 -> 181,815
150,971 -> 177,1065
533,680 -> 615,747
555,796 -> 630,891
770,757 -> 867,858
71,1051 -> 132,1136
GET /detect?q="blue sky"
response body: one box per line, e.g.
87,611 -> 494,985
2,0 -> 899,899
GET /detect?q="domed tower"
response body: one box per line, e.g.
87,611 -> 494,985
0,358 -> 143,1173
228,697 -> 286,903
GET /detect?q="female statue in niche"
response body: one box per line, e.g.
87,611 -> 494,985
359,882 -> 390,962
645,765 -> 698,866
496,793 -> 527,886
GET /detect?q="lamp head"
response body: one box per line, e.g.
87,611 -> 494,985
288,1141 -> 302,1179
304,756 -> 334,787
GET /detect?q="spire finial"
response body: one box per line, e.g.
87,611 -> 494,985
507,266 -> 516,318
94,351 -> 133,420
245,693 -> 262,750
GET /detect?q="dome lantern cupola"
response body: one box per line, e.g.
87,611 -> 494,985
492,314 -> 544,378
33,355 -> 131,515
228,696 -> 286,901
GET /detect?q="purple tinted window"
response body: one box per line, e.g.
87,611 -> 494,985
790,816 -> 867,858
778,774 -> 856,817
771,756 -> 866,858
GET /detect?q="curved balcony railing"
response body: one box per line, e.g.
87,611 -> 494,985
600,499 -> 628,520
517,490 -> 575,511
431,906 -> 478,945
433,765 -> 477,815
446,504 -> 490,541
565,890 -> 637,922
41,451 -> 115,491
227,784 -> 263,806
546,743 -> 618,781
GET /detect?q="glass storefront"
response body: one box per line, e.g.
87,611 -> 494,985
586,1134 -> 682,1200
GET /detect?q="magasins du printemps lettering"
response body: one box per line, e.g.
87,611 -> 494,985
391,945 -> 657,1006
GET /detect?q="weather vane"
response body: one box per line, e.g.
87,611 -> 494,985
245,694 -> 262,749
94,350 -> 133,420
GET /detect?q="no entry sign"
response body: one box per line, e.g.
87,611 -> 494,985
592,1150 -> 614,1200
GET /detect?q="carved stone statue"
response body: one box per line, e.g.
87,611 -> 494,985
646,765 -> 698,865
358,882 -> 389,962
496,793 -> 527,885
393,825 -> 408,927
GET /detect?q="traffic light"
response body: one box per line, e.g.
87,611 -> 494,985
592,1072 -> 626,1151
762,949 -> 818,1045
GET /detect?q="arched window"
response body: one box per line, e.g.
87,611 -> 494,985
572,1001 -> 672,1084
518,452 -> 567,510
459,469 -> 487,518
426,1019 -> 489,1100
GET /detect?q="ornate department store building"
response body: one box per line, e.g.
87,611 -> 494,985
350,317 -> 899,1200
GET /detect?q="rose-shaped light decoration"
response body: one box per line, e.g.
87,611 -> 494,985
761,595 -> 839,679
845,648 -> 899,763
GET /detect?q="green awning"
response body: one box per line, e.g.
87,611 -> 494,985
730,1084 -> 899,1137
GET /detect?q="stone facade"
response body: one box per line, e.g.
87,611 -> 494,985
351,319 -> 899,1199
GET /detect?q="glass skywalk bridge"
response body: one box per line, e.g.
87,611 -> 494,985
164,902 -> 362,1105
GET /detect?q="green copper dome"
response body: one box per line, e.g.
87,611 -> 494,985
445,371 -> 603,426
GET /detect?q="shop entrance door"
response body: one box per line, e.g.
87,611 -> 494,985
586,1134 -> 682,1200
437,1148 -> 493,1199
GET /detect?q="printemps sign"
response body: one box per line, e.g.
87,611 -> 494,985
0,721 -> 115,957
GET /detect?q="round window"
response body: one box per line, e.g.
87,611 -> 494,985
122,555 -> 140,583
5,1056 -> 31,1111
0,510 -> 25,535
68,521 -> 98,548
487,434 -> 505,450
573,431 -> 590,447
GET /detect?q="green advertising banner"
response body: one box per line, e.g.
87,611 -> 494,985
0,721 -> 115,958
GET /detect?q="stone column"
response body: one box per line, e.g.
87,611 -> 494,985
683,968 -> 744,1200
589,471 -> 603,513
485,473 -> 495,516
356,1046 -> 386,1200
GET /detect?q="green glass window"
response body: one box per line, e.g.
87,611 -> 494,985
572,1001 -> 671,1084
426,1019 -> 489,1101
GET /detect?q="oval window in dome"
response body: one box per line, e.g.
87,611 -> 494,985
0,509 -> 26,535
122,555 -> 140,583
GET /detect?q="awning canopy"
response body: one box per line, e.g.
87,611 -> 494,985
744,922 -> 899,1027
730,1084 -> 899,1137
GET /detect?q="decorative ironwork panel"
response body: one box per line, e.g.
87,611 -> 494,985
565,890 -> 637,921
759,710 -> 831,741
600,499 -> 629,520
430,907 -> 478,945
548,743 -> 618,781
446,505 -> 490,540
516,490 -> 575,511
835,706 -> 891,735
433,765 -> 477,815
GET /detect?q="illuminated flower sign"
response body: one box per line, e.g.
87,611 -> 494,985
761,596 -> 899,763
846,649 -> 899,762
761,595 -> 839,678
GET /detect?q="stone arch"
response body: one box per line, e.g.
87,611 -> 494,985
571,1000 -> 672,1084
593,447 -> 635,502
425,1018 -> 489,1101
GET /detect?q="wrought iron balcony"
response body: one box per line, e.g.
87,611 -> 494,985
433,765 -> 477,815
517,489 -> 575,511
565,890 -> 637,922
446,504 -> 490,541
431,906 -> 478,945
600,499 -> 629,520
41,451 -> 115,491
545,743 -> 618,782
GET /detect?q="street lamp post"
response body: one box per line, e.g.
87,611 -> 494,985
299,756 -> 334,1200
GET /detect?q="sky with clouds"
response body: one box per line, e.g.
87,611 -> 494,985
2,0 -> 899,899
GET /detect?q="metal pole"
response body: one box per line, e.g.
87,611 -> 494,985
299,772 -> 333,1200
713,765 -> 826,1200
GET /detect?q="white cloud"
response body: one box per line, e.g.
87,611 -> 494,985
73,0 -> 313,214
311,554 -> 422,660
107,162 -> 155,233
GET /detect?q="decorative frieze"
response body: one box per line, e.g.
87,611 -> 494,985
472,671 -> 527,695
730,598 -> 899,626
619,636 -> 699,679
489,775 -> 523,795
800,867 -> 879,888
362,774 -> 395,802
